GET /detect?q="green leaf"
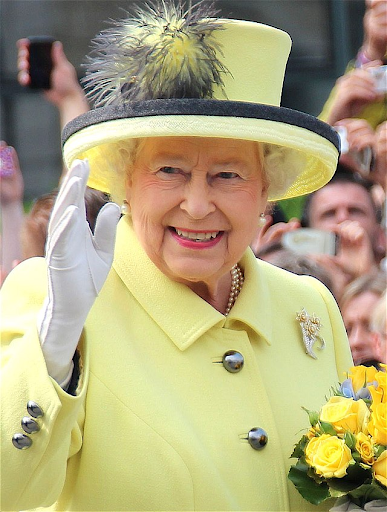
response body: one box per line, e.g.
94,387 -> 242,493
329,488 -> 346,498
327,464 -> 372,493
290,435 -> 308,459
344,431 -> 356,450
374,445 -> 386,459
302,407 -> 319,427
319,421 -> 337,436
288,463 -> 330,505
331,384 -> 344,397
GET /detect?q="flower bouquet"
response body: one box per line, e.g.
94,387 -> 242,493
288,365 -> 387,511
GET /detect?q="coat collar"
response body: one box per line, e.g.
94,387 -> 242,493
113,217 -> 273,351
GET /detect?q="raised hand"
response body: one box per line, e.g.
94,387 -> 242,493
37,159 -> 121,387
363,0 -> 387,61
250,215 -> 301,256
325,63 -> 384,126
17,39 -> 89,128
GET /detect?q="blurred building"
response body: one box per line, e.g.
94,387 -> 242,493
0,0 -> 365,202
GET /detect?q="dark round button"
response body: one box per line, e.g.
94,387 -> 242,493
21,416 -> 40,434
27,401 -> 44,418
222,350 -> 244,373
248,428 -> 268,450
12,433 -> 33,450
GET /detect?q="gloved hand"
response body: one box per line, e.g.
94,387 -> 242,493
37,159 -> 121,387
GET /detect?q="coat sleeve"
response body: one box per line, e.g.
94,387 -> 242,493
0,258 -> 88,511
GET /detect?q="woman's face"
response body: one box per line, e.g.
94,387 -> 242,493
126,137 -> 268,286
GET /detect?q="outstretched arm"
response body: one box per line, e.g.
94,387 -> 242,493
17,39 -> 89,131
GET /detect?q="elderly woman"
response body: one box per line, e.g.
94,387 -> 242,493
1,2 -> 352,511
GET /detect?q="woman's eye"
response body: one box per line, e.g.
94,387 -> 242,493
156,166 -> 185,179
217,172 -> 240,179
159,166 -> 179,174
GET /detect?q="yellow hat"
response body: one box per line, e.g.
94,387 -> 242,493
62,1 -> 339,204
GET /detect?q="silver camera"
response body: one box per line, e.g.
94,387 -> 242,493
282,229 -> 338,256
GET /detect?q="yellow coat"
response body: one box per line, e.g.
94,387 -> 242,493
1,217 -> 352,511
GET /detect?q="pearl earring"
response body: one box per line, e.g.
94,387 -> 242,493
121,200 -> 131,215
258,213 -> 266,227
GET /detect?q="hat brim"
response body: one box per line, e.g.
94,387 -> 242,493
62,99 -> 339,202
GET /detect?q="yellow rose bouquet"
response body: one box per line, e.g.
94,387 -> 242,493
288,365 -> 387,510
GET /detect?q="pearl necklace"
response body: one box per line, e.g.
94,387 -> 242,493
224,264 -> 244,316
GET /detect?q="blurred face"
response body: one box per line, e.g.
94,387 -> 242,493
126,137 -> 267,287
308,183 -> 378,236
342,291 -> 382,365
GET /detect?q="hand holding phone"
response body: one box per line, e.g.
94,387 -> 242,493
18,36 -> 56,89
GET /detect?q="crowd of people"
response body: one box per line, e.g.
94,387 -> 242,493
0,1 -> 385,510
252,0 -> 387,368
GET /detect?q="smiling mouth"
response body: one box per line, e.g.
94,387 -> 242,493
171,227 -> 222,242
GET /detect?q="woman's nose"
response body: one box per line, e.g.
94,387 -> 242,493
180,180 -> 216,219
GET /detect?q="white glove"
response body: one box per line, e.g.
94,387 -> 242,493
37,159 -> 121,388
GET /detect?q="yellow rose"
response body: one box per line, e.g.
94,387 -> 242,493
368,402 -> 387,446
369,370 -> 387,406
320,396 -> 370,434
305,434 -> 352,478
348,366 -> 378,393
355,432 -> 374,465
305,435 -> 322,463
372,450 -> 387,487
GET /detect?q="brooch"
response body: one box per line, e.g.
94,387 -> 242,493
296,308 -> 325,359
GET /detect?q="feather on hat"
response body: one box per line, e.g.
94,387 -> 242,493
83,1 -> 229,105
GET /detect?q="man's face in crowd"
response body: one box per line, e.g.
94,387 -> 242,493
307,182 -> 383,254
341,291 -> 383,365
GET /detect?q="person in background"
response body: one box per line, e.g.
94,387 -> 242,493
276,0 -> 387,224
0,2 -> 352,511
370,289 -> 387,364
302,172 -> 384,259
17,39 -> 89,135
319,0 -> 386,130
253,169 -> 385,299
0,41 -> 92,285
0,141 -> 24,284
373,120 -> 387,193
21,187 -> 110,259
302,171 -> 385,297
340,271 -> 386,366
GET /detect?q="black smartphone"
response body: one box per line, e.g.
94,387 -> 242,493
27,36 -> 55,89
